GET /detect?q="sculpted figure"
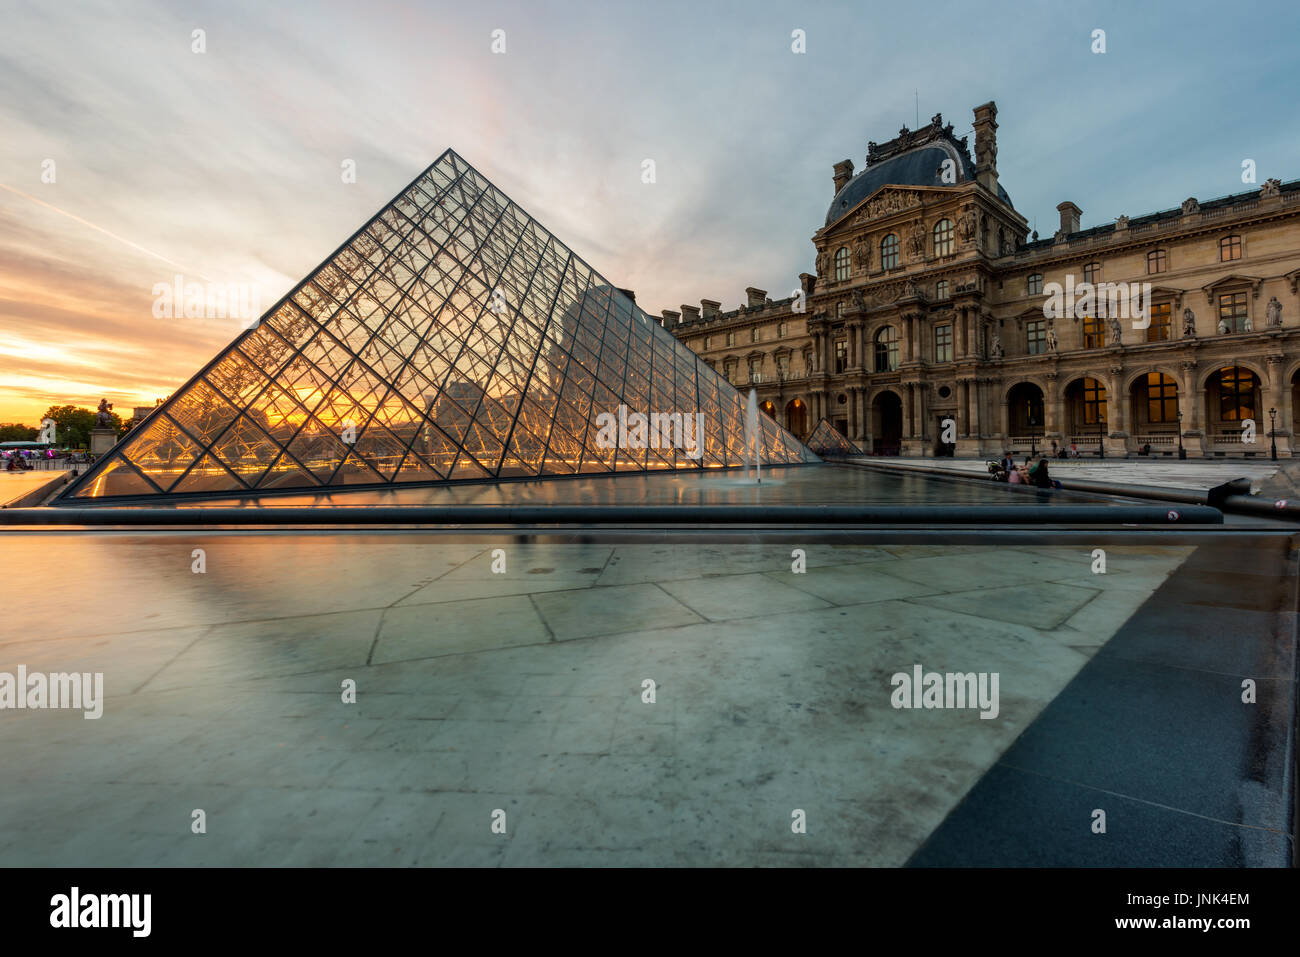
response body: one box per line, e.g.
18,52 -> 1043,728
1182,307 -> 1196,337
1266,296 -> 1283,328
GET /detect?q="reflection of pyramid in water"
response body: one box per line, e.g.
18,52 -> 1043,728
805,419 -> 862,457
61,150 -> 816,501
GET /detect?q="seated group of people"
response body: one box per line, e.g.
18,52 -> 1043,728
5,453 -> 34,471
989,452 -> 1054,488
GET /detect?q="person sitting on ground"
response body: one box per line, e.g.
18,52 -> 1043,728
1027,455 -> 1053,488
1007,461 -> 1024,484
1000,451 -> 1016,473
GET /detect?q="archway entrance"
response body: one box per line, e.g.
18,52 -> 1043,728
1007,382 -> 1045,448
1064,377 -> 1107,454
1206,366 -> 1261,449
784,398 -> 808,438
1129,372 -> 1179,454
759,400 -> 777,421
871,391 -> 902,456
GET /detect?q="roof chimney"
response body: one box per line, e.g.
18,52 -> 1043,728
1056,201 -> 1081,236
972,102 -> 998,195
745,287 -> 768,309
700,299 -> 722,320
681,304 -> 701,324
833,160 -> 854,196
661,309 -> 680,330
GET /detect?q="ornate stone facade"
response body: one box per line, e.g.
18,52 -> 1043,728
668,101 -> 1300,458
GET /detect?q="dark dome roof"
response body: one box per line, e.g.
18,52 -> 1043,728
825,142 -> 1012,227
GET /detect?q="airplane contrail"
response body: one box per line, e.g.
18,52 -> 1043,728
0,181 -> 215,282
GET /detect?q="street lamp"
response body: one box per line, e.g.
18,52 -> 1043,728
1097,403 -> 1105,460
1177,410 -> 1186,460
1269,407 -> 1278,461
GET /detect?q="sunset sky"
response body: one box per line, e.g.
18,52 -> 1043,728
2,0 -> 1298,423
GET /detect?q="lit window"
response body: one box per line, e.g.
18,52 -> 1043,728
1027,274 -> 1043,296
834,247 -> 850,281
1026,319 -> 1046,355
834,339 -> 848,374
1147,302 -> 1171,342
1083,316 -> 1105,349
881,234 -> 899,270
1083,377 -> 1107,425
933,219 -> 954,257
1146,373 -> 1178,423
1218,366 -> 1254,421
934,325 -> 952,362
1147,249 -> 1167,274
1219,235 -> 1241,262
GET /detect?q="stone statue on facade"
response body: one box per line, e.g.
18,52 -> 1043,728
95,398 -> 114,428
1242,311 -> 1253,332
1109,316 -> 1122,345
1217,317 -> 1231,335
1261,178 -> 1282,198
852,288 -> 865,312
1046,322 -> 1058,352
853,241 -> 870,272
1182,307 -> 1196,337
989,330 -> 1003,359
815,249 -> 829,277
1266,296 -> 1283,328
958,209 -> 976,243
908,221 -> 926,259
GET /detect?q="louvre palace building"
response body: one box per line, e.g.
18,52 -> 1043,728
665,101 -> 1300,458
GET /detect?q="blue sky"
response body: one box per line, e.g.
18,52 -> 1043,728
1,0 -> 1297,420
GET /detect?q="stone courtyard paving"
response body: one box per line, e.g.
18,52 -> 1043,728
0,533 -> 1195,866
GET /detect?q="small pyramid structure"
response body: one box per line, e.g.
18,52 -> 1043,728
60,150 -> 815,501
805,418 -> 862,457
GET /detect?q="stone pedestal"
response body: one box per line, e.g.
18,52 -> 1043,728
90,428 -> 118,456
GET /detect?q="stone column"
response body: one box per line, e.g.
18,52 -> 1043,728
847,387 -> 858,436
956,307 -> 967,357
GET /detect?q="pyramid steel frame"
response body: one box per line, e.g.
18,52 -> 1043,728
58,150 -> 815,503
805,418 -> 863,457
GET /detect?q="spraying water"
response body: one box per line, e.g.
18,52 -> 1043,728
744,388 -> 762,483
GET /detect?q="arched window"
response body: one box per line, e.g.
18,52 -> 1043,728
933,219 -> 954,257
935,279 -> 949,299
880,234 -> 899,270
874,326 -> 899,372
1218,366 -> 1255,421
834,247 -> 850,281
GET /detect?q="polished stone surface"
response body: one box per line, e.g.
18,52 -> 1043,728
0,532 -> 1203,866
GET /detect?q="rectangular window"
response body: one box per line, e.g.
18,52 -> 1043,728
1083,316 -> 1105,349
1219,235 -> 1242,262
935,279 -> 949,299
1147,302 -> 1171,342
1027,274 -> 1043,296
703,336 -> 711,350
725,331 -> 735,347
1026,319 -> 1046,355
1219,291 -> 1248,333
751,327 -> 759,342
1083,378 -> 1107,425
834,339 -> 848,374
934,325 -> 952,362
1146,373 -> 1178,423
777,355 -> 789,377
1083,263 -> 1101,284
1147,249 -> 1167,274
777,322 -> 787,337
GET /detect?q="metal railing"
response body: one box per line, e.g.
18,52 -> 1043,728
1131,433 -> 1177,447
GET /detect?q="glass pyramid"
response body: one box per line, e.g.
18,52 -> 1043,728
805,418 -> 862,457
61,150 -> 815,502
